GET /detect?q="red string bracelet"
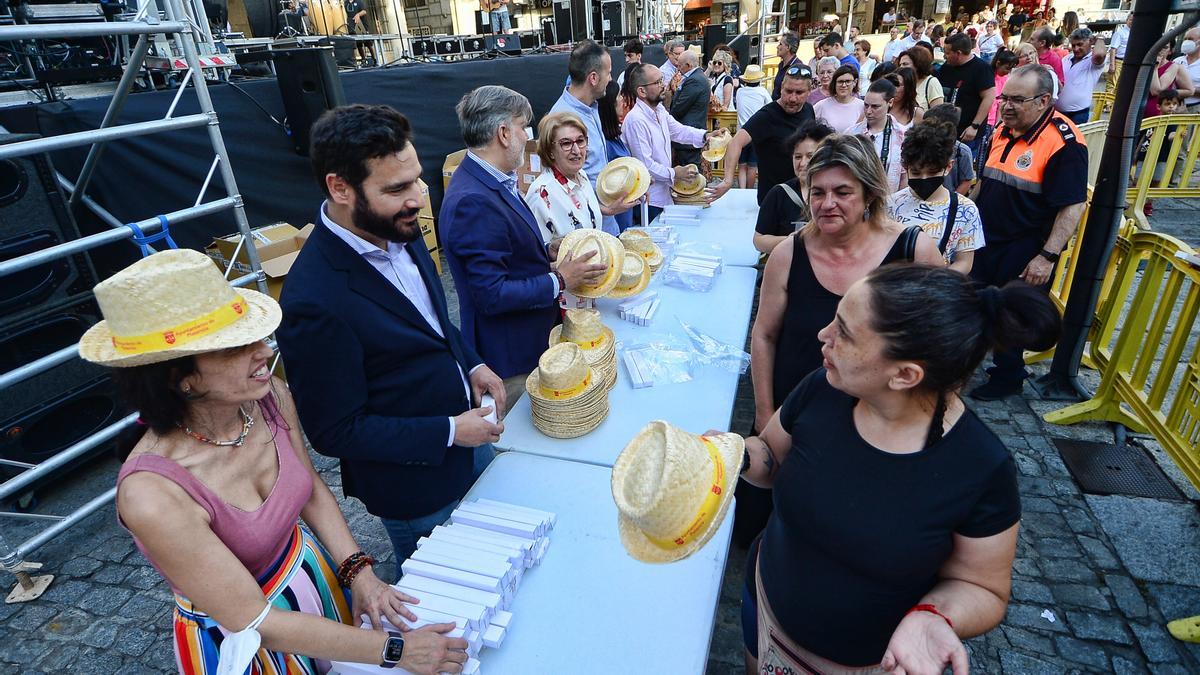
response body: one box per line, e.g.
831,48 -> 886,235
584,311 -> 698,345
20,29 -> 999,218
907,604 -> 955,630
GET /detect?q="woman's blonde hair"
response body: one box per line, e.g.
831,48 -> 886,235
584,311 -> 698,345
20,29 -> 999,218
802,134 -> 889,237
1014,42 -> 1038,64
535,111 -> 589,168
711,50 -> 732,68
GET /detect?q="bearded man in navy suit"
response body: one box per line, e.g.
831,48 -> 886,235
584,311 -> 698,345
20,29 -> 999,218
277,104 -> 505,570
440,85 -> 606,411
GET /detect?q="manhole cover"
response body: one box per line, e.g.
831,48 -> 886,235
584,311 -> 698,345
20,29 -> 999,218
1054,439 -> 1186,501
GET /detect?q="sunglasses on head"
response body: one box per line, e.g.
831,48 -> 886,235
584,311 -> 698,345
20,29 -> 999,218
785,65 -> 812,78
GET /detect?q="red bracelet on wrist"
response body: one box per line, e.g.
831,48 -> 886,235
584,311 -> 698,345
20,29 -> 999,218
906,604 -> 954,630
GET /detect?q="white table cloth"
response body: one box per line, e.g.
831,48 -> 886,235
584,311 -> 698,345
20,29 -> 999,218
655,188 -> 760,268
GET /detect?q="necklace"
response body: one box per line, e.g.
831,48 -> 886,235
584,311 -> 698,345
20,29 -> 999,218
179,406 -> 255,447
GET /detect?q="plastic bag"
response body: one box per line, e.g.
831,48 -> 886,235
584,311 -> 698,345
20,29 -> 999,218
661,244 -> 724,292
621,335 -> 696,388
677,317 -> 750,375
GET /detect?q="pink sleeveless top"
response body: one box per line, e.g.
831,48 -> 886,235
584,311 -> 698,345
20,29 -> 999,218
116,395 -> 313,590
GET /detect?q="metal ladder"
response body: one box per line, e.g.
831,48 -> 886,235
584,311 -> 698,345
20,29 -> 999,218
727,0 -> 786,66
0,0 -> 269,603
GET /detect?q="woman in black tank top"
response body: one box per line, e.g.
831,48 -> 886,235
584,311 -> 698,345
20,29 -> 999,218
737,135 -> 944,667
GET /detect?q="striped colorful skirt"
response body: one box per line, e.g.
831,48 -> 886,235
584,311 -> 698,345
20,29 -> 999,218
173,524 -> 353,675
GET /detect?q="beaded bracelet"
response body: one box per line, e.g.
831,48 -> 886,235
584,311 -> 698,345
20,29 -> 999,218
337,551 -> 376,588
906,603 -> 955,630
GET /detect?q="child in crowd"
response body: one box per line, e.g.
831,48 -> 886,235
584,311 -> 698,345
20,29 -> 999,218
1139,89 -> 1186,216
888,122 -> 986,274
923,104 -> 976,195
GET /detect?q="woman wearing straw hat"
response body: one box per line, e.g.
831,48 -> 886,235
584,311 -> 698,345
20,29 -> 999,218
738,264 -> 1060,674
524,111 -> 633,247
738,135 -> 944,657
84,250 -> 467,674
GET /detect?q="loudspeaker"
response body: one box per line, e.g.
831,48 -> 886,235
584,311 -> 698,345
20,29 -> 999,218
702,24 -> 726,65
552,0 -> 571,44
436,36 -> 463,54
518,29 -> 542,49
0,134 -> 98,330
0,299 -> 118,486
486,34 -> 522,54
542,16 -> 557,45
600,1 -> 622,40
273,47 -> 346,155
475,10 -> 490,35
325,36 -> 357,67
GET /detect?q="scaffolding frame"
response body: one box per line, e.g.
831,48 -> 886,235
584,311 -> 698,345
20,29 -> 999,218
0,0 -> 270,603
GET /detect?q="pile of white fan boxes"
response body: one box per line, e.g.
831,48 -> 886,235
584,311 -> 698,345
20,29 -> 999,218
331,498 -> 556,675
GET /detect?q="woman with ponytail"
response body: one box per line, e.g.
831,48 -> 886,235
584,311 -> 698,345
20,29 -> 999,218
738,264 -> 1061,675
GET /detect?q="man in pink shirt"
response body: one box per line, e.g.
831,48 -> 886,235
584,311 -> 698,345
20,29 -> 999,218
1033,27 -> 1065,85
621,63 -> 721,224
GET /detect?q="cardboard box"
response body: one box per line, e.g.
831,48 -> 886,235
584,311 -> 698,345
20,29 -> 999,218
442,141 -> 541,194
205,222 -> 314,302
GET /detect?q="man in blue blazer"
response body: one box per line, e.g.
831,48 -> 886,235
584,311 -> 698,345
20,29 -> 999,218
277,104 -> 505,570
441,85 -> 607,409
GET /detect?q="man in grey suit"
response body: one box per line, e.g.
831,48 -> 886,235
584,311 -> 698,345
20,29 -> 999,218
670,50 -> 709,166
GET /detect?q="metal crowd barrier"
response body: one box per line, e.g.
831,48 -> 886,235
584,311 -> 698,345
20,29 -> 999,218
705,110 -> 739,181
1046,230 -> 1200,491
1127,113 -> 1200,228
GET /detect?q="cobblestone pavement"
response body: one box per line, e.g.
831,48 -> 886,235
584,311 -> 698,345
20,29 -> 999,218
1,203 -> 1199,673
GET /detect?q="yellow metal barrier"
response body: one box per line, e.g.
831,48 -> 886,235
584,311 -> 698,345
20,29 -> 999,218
705,110 -> 740,180
1046,231 -> 1200,490
1127,114 -> 1200,228
762,60 -> 778,94
1090,90 -> 1115,122
1078,120 -> 1107,187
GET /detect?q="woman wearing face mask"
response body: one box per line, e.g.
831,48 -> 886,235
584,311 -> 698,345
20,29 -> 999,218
1173,38 -> 1200,112
848,79 -> 906,194
889,123 -> 985,275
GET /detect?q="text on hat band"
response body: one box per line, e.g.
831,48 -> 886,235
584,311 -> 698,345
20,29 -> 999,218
566,332 -> 607,350
647,438 -> 725,550
538,370 -> 593,399
109,295 -> 249,355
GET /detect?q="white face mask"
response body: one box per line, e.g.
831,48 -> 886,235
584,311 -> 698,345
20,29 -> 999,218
1183,40 -> 1198,56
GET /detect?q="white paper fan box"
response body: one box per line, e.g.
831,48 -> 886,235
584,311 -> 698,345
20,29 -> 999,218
331,499 -> 556,675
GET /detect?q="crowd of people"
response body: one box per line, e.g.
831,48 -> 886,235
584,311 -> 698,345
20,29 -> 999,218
70,15 -> 1194,672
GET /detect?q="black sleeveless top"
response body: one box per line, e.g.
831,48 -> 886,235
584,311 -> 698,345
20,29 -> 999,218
770,226 -> 921,408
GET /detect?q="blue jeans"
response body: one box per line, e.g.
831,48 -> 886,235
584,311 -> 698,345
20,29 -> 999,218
380,444 -> 496,581
490,9 -> 510,33
1062,108 -> 1091,125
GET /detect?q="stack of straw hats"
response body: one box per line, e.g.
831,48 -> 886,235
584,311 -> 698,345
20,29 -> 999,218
525,343 -> 609,438
605,254 -> 651,299
618,229 -> 664,274
611,421 -> 745,563
557,229 -> 625,298
670,165 -> 708,207
596,157 -> 651,208
549,309 -> 617,390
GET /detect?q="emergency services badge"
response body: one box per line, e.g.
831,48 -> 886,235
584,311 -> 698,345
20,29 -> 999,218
1014,150 -> 1034,171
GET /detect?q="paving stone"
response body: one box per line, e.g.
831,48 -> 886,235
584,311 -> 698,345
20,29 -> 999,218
92,563 -> 139,585
5,605 -> 56,631
1078,535 -> 1122,570
1146,583 -> 1200,624
1019,475 -> 1058,497
58,556 -> 103,578
1055,635 -> 1112,669
1013,557 -> 1041,577
1062,507 -> 1099,536
68,645 -> 126,674
1106,575 -> 1149,619
1035,537 -> 1083,558
115,626 -> 157,657
38,579 -> 91,605
1053,584 -> 1111,611
37,645 -> 86,671
120,594 -> 168,623
82,622 -> 120,649
1012,578 -> 1055,604
1023,497 -> 1065,515
76,586 -> 133,615
1067,611 -> 1135,645
1041,558 -> 1101,584
1000,650 -> 1064,674
1130,622 -> 1182,663
1002,625 -> 1057,654
1,637 -> 53,666
1013,451 -> 1042,476
1150,663 -> 1194,675
1087,495 -> 1200,586
1113,655 -> 1149,675
1006,603 -> 1071,634
41,608 -> 94,641
1022,509 -> 1070,533
125,565 -> 166,591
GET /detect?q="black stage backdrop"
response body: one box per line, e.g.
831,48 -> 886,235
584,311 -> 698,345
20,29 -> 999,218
0,45 -> 667,274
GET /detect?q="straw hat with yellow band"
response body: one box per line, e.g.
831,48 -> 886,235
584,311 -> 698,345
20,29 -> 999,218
548,309 -> 617,390
595,157 -> 651,207
671,164 -> 706,197
611,421 -> 745,563
618,229 -> 664,272
525,343 -> 609,438
605,254 -> 651,299
79,249 -> 281,368
557,229 -> 625,298
740,64 -> 767,83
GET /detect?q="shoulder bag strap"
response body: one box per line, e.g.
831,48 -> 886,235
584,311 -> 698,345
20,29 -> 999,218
778,183 -> 805,209
902,224 -> 923,262
938,192 -> 958,254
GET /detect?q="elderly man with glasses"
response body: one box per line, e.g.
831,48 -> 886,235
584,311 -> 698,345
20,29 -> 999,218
968,64 -> 1087,401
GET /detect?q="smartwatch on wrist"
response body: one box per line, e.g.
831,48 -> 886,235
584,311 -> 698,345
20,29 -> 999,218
969,122 -> 981,130
1038,248 -> 1060,263
380,632 -> 404,669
